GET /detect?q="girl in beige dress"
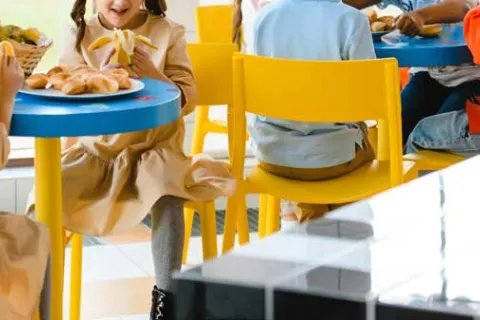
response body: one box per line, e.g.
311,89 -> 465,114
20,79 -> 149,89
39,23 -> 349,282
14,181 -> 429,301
0,49 -> 50,319
28,0 -> 235,318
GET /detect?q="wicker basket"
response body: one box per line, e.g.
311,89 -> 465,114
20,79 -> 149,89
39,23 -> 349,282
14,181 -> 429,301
9,34 -> 53,76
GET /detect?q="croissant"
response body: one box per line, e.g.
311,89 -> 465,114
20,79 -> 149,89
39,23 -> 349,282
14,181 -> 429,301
49,72 -> 71,90
62,76 -> 87,95
26,73 -> 48,89
367,11 -> 377,25
86,74 -> 119,93
419,24 -> 442,38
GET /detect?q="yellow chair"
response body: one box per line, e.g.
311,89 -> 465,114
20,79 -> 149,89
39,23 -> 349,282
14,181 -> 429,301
66,43 -> 238,320
403,150 -> 464,171
182,43 -> 240,264
222,54 -> 418,252
190,5 -> 235,155
195,5 -> 234,43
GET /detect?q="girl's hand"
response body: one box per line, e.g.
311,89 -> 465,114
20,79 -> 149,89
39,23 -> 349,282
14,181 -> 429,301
0,48 -> 24,103
132,47 -> 169,81
100,48 -> 125,72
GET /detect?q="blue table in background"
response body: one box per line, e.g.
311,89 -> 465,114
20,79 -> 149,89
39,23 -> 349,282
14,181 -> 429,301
374,25 -> 473,67
11,78 -> 181,320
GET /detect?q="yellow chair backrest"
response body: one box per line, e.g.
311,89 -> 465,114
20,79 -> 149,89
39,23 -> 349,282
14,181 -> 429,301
187,43 -> 238,106
195,5 -> 234,43
231,53 -> 403,185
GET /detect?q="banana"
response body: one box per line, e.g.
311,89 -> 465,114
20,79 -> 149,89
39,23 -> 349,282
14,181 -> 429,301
21,27 -> 41,44
88,29 -> 158,67
0,41 -> 15,56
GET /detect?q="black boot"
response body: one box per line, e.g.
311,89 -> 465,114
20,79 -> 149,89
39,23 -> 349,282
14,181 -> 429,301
150,285 -> 173,320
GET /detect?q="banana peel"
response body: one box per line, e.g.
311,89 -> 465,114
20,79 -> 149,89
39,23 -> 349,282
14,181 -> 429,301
88,29 -> 158,67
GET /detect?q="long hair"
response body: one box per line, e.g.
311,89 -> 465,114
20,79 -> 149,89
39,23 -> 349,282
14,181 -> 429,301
232,0 -> 243,48
71,0 -> 168,52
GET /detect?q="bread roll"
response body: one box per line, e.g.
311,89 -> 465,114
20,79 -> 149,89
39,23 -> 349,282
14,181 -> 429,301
105,68 -> 129,77
62,76 -> 87,95
367,11 -> 377,25
378,16 -> 395,31
371,21 -> 387,32
26,73 -> 48,89
86,74 -> 119,94
47,65 -> 69,77
105,73 -> 132,89
49,72 -> 71,90
419,24 -> 442,38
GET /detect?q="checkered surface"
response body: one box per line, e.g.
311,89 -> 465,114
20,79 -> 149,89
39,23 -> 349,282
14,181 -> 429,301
174,156 -> 480,320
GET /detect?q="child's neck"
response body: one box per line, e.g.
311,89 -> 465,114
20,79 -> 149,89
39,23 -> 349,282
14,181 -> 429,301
99,10 -> 148,30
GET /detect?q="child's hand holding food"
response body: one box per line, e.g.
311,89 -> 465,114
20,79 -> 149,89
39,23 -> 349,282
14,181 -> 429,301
132,47 -> 169,82
0,47 -> 23,128
395,12 -> 425,37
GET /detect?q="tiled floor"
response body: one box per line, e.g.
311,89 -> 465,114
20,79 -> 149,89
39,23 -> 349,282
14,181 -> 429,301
63,223 -> 259,319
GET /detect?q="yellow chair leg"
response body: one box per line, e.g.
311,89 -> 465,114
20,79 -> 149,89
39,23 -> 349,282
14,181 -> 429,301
236,196 -> 250,246
266,196 -> 280,235
182,207 -> 195,264
190,105 -> 209,155
35,138 -> 64,320
258,194 -> 268,238
199,201 -> 218,260
222,194 -> 240,253
70,234 -> 83,320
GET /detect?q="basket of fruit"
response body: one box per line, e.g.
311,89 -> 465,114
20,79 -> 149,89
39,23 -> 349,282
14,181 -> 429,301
0,23 -> 53,76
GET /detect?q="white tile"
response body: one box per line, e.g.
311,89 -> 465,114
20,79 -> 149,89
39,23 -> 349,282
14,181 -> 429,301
94,318 -> 122,320
116,243 -> 155,277
0,179 -> 16,212
64,245 -> 146,283
0,166 -> 34,180
15,177 -> 33,212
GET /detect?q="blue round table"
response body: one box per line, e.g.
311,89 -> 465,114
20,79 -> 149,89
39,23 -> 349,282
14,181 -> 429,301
374,25 -> 473,67
11,78 -> 181,320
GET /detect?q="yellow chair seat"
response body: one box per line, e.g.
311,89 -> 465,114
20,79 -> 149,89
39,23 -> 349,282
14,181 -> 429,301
403,150 -> 464,171
245,160 -> 417,204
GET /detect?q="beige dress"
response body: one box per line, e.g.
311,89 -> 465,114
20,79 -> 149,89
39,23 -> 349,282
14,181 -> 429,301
0,123 -> 50,320
28,14 -> 236,236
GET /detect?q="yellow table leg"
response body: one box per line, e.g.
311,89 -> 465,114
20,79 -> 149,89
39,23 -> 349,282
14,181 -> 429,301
35,137 -> 64,320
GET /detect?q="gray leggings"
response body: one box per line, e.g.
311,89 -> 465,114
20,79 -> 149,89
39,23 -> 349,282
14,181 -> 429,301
150,196 -> 185,291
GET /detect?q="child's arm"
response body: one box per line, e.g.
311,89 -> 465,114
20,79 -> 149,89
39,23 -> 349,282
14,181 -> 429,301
0,51 -> 24,169
342,0 -> 384,10
163,25 -> 197,116
397,0 -> 473,37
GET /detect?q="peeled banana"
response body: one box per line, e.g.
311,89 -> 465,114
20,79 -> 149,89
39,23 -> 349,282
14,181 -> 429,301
0,41 -> 15,56
88,29 -> 158,67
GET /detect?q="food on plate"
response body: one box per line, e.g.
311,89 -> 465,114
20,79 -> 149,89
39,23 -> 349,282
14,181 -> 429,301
25,64 -> 134,95
49,72 -> 71,90
86,74 -> 119,94
371,21 -> 387,32
419,24 -> 443,38
367,11 -> 395,32
88,29 -> 158,68
0,40 -> 14,56
26,73 -> 48,89
46,65 -> 69,77
62,75 -> 87,95
367,11 -> 377,25
378,16 -> 395,30
105,69 -> 132,89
